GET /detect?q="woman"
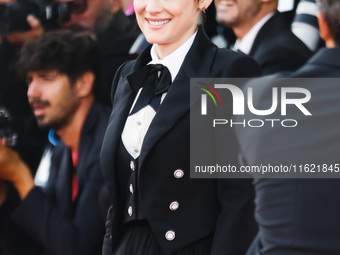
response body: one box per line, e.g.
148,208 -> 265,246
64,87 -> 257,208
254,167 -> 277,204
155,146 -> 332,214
101,0 -> 261,254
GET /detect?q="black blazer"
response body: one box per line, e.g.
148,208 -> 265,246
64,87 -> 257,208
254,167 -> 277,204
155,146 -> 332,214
10,101 -> 110,255
101,28 -> 261,255
249,12 -> 313,75
236,47 -> 340,255
292,47 -> 340,77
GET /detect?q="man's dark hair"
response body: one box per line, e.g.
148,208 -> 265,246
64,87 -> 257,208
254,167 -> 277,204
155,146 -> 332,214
17,29 -> 101,96
319,0 -> 340,46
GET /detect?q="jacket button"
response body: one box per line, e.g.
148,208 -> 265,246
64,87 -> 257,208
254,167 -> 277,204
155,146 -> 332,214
165,230 -> 175,241
169,201 -> 179,211
174,169 -> 184,179
128,206 -> 133,216
129,184 -> 134,194
130,161 -> 135,171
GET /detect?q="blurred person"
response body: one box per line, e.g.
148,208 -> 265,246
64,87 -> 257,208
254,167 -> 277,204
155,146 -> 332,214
100,0 -> 261,254
123,0 -> 151,58
58,0 -> 139,106
234,0 -> 340,254
215,0 -> 313,75
0,30 -> 110,255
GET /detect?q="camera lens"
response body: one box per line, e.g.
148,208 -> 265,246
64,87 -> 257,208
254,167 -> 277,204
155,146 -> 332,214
0,107 -> 18,147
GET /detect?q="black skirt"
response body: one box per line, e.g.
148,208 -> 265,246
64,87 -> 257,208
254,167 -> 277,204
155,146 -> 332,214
114,220 -> 214,255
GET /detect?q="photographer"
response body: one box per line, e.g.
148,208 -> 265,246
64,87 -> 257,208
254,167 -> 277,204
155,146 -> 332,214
0,29 -> 110,255
58,0 -> 139,106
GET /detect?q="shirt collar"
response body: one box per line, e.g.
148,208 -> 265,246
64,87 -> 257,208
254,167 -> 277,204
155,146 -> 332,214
149,31 -> 197,82
234,12 -> 275,54
48,129 -> 60,146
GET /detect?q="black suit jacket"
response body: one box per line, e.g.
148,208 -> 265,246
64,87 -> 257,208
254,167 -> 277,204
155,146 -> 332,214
10,101 -> 110,255
249,12 -> 313,75
235,47 -> 340,255
101,28 -> 261,255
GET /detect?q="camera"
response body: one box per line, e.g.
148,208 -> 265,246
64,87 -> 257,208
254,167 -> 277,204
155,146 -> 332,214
0,0 -> 75,36
0,107 -> 18,147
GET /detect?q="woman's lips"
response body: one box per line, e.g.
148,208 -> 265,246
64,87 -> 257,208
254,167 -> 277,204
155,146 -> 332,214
146,18 -> 171,28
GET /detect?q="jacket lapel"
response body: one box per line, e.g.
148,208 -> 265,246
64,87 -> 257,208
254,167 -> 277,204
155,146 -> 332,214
101,47 -> 152,196
106,45 -> 153,151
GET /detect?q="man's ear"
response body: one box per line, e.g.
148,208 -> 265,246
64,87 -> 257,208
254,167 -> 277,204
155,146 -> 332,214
317,11 -> 332,43
76,71 -> 95,98
198,0 -> 213,11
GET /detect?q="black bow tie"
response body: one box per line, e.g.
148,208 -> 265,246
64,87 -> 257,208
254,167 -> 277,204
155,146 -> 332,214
128,64 -> 172,115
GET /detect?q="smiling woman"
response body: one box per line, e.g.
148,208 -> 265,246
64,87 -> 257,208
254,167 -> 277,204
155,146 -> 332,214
100,0 -> 262,254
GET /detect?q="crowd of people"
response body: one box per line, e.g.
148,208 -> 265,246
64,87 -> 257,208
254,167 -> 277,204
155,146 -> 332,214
0,0 -> 339,254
